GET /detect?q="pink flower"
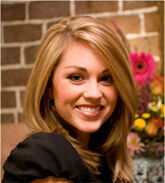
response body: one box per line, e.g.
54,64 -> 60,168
127,132 -> 144,156
129,52 -> 156,85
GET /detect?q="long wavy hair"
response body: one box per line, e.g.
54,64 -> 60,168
24,16 -> 138,183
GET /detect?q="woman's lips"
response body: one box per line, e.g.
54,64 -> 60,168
75,105 -> 103,118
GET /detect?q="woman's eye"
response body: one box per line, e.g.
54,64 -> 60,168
100,75 -> 113,84
68,74 -> 84,82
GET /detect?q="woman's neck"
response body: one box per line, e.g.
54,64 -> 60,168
77,132 -> 91,150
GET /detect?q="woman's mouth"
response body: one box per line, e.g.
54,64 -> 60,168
75,105 -> 103,118
77,106 -> 101,113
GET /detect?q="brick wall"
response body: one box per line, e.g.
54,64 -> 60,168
1,1 -> 164,124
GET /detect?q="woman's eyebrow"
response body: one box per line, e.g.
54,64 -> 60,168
102,69 -> 110,73
64,66 -> 87,72
65,66 -> 110,73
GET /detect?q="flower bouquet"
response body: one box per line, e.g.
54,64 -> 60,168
110,20 -> 164,158
127,52 -> 164,158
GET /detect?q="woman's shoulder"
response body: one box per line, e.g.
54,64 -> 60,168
20,132 -> 75,153
20,132 -> 71,146
8,132 -> 79,165
2,132 -> 101,182
16,132 -> 82,165
3,132 -> 80,177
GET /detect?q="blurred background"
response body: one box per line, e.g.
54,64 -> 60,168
1,0 -> 164,182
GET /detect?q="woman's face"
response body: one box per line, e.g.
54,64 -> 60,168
52,42 -> 118,135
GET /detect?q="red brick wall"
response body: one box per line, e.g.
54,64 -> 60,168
1,1 -> 164,123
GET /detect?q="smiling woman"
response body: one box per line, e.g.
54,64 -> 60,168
52,42 -> 118,140
2,16 -> 138,183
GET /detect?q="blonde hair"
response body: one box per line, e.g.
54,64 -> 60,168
24,16 -> 138,183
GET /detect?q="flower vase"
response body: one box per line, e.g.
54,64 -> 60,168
133,157 -> 164,183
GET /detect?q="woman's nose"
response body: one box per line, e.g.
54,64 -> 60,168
83,81 -> 103,100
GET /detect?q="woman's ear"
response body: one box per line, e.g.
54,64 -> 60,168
47,86 -> 53,100
46,78 -> 54,100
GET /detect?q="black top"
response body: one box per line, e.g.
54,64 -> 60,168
2,132 -> 112,183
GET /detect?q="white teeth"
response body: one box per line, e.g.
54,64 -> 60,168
78,106 -> 101,113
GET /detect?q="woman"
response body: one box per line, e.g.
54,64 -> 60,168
2,16 -> 138,183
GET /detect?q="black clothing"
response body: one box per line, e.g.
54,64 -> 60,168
2,132 -> 112,183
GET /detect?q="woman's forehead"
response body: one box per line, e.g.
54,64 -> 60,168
54,42 -> 109,72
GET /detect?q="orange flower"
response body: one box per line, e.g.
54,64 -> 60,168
145,121 -> 159,136
151,117 -> 164,128
145,117 -> 164,136
150,76 -> 164,95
